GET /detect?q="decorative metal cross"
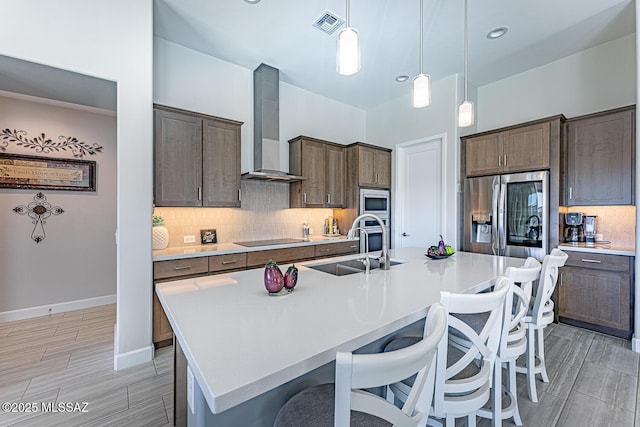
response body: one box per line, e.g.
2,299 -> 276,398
13,192 -> 65,243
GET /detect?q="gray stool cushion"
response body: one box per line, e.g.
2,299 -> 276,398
274,383 -> 391,427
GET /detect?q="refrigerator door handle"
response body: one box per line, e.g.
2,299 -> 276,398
491,178 -> 500,255
498,181 -> 507,253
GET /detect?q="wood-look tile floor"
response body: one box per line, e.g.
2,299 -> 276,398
0,304 -> 173,427
1,305 -> 639,426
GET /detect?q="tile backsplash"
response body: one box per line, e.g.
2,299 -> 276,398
154,181 -> 335,247
559,205 -> 636,247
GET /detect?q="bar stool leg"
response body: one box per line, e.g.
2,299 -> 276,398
491,359 -> 501,427
526,326 -> 538,402
508,360 -> 523,425
537,327 -> 549,382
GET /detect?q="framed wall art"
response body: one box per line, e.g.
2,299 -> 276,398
0,153 -> 96,191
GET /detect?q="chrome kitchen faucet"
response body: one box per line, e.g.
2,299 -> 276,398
347,213 -> 390,271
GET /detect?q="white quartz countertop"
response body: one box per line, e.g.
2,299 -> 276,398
155,248 -> 523,414
152,235 -> 348,261
558,242 -> 635,257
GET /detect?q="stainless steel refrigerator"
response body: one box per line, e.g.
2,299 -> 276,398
463,171 -> 549,260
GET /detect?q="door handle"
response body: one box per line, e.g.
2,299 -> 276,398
402,232 -> 410,237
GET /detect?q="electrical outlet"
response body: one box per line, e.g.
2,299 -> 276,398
187,365 -> 195,414
184,235 -> 196,244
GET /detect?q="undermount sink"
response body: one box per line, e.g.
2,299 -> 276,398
308,257 -> 404,276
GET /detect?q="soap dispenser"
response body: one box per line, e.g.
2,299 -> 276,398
302,221 -> 310,241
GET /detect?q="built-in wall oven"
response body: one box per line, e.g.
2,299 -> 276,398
359,189 -> 391,253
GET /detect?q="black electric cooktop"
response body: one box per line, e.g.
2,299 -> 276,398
234,238 -> 305,247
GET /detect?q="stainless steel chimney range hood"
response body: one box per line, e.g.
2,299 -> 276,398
241,63 -> 306,183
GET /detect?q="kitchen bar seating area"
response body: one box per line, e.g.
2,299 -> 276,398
151,246 -> 595,426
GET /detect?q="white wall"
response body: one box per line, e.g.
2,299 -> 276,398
478,34 -> 636,131
153,37 -> 366,174
0,0 -> 154,369
0,95 -> 116,315
365,74 -> 468,247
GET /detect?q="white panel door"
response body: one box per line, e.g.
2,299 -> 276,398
396,138 -> 443,249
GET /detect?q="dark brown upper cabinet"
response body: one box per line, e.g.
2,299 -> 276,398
289,136 -> 346,208
154,105 -> 242,207
349,143 -> 392,189
564,106 -> 635,206
464,121 -> 551,177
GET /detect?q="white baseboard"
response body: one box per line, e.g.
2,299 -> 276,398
114,344 -> 154,371
0,294 -> 116,323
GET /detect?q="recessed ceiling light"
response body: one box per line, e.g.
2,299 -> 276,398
244,0 -> 261,4
395,75 -> 409,82
487,27 -> 508,39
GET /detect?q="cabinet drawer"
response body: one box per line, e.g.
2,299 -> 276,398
153,257 -> 209,280
246,246 -> 315,267
564,251 -> 630,272
315,241 -> 359,257
209,253 -> 247,273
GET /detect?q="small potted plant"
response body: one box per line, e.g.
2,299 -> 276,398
152,215 -> 169,250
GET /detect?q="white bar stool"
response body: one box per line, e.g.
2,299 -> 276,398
385,276 -> 511,427
516,248 -> 568,402
474,258 -> 541,425
273,303 -> 447,427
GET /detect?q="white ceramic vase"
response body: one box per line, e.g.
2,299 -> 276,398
152,226 -> 169,250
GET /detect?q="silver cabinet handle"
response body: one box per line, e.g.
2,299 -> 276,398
197,187 -> 202,201
174,265 -> 192,270
349,245 -> 358,249
221,260 -> 237,265
376,173 -> 379,183
569,187 -> 573,200
327,193 -> 331,204
402,232 -> 410,237
238,189 -> 241,201
303,192 -> 307,204
581,259 -> 602,264
498,155 -> 502,167
504,154 -> 507,167
318,248 -> 330,252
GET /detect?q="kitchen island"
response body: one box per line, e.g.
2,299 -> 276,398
156,248 -> 523,426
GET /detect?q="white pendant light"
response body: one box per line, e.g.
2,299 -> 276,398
412,74 -> 431,108
412,0 -> 431,108
336,0 -> 360,75
458,0 -> 474,127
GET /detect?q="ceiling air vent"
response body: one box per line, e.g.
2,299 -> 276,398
312,10 -> 344,35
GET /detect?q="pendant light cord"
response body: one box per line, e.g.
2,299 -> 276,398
419,0 -> 424,74
463,0 -> 468,101
346,0 -> 350,27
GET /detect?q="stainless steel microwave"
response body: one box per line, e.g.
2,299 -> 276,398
360,189 -> 390,217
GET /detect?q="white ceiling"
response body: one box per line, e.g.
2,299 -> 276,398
154,0 -> 636,109
0,1 -> 634,112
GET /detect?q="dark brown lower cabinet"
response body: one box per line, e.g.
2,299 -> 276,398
558,251 -> 634,339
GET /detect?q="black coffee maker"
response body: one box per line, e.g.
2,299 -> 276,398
564,212 -> 584,243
